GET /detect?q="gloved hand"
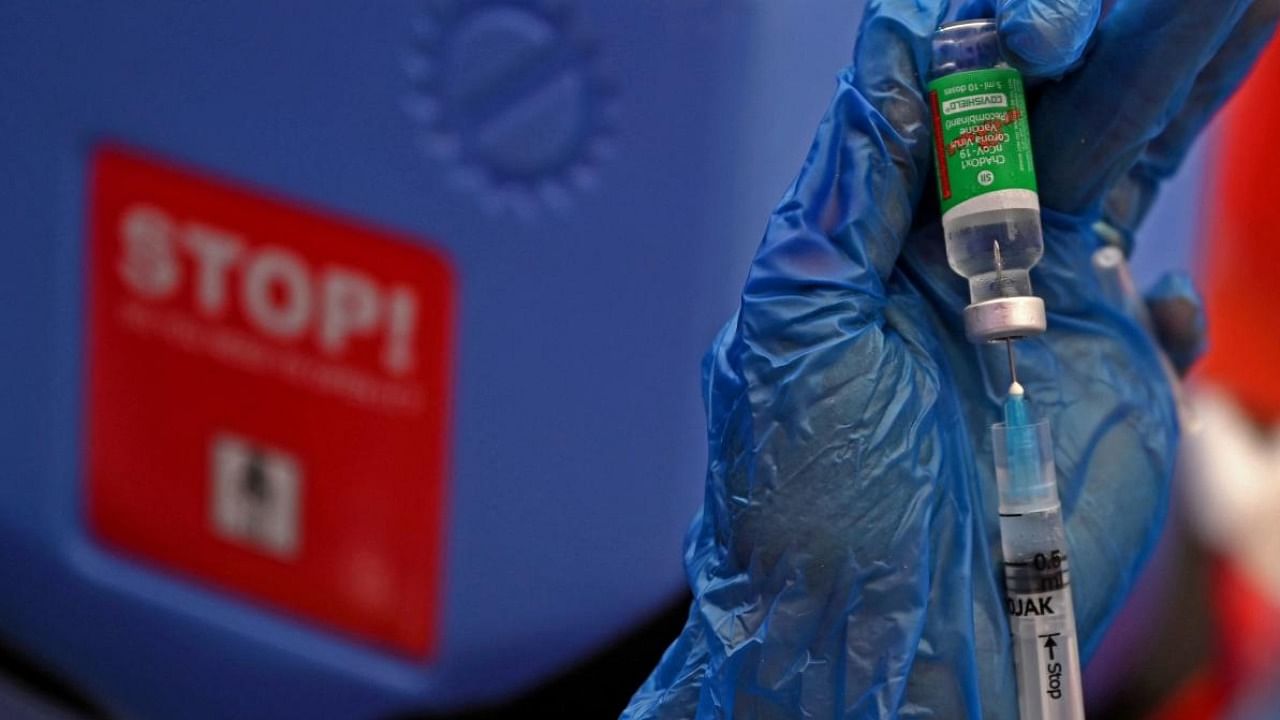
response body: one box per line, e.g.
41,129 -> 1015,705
623,0 -> 1279,717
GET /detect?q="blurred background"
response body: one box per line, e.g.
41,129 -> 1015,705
0,1 -> 1275,718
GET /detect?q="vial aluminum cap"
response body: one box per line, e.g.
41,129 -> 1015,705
931,18 -> 1002,79
964,296 -> 1046,342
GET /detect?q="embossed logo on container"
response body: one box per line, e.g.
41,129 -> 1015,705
404,0 -> 615,217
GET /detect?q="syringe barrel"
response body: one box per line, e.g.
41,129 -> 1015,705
993,421 -> 1086,720
929,20 -> 1046,342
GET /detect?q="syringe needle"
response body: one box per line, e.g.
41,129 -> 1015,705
1005,339 -> 1019,390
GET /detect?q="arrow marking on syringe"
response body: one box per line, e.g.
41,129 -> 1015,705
1040,633 -> 1059,660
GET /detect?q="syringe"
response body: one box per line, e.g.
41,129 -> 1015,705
994,356 -> 1086,720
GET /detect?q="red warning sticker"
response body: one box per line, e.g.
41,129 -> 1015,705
84,145 -> 453,658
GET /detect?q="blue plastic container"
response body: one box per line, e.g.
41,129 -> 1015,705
0,2 -> 867,718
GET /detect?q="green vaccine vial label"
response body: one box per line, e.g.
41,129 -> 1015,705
928,67 -> 1037,217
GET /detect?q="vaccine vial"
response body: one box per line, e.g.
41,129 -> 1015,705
929,19 -> 1046,342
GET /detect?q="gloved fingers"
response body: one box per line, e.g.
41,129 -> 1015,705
1033,275 -> 1197,654
1059,397 -> 1173,655
1102,0 -> 1280,241
1141,0 -> 1280,180
1032,0 -> 1257,217
954,0 -> 1103,77
955,0 -> 997,18
738,0 -> 946,346
997,0 -> 1102,78
1144,271 -> 1207,376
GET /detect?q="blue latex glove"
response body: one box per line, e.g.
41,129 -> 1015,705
623,0 -> 1279,717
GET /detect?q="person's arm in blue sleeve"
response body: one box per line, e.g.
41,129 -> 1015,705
623,0 -> 1280,718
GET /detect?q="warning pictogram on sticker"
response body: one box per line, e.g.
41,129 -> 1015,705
210,433 -> 302,559
84,145 -> 454,658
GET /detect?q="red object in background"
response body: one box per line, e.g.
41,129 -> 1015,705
84,146 -> 454,657
1148,669 -> 1229,720
1154,29 -> 1280,720
1149,562 -> 1280,720
1197,31 -> 1280,424
1198,11 -> 1280,691
1212,561 -> 1280,698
